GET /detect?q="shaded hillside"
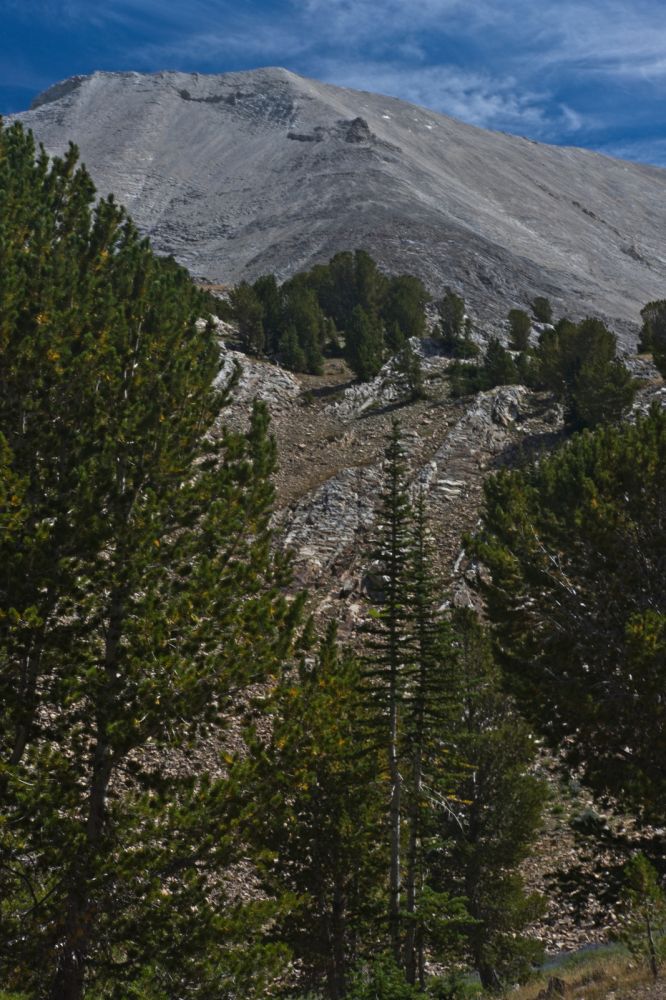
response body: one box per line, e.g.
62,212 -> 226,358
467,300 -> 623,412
12,67 -> 666,344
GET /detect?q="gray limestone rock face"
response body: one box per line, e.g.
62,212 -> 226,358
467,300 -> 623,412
11,67 -> 666,345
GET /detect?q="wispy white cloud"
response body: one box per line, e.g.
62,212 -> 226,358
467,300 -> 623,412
13,0 -> 666,84
130,25 -> 307,66
297,0 -> 469,38
291,0 -> 664,153
108,0 -> 590,137
545,0 -> 666,78
297,0 -> 666,82
314,60 -> 581,136
599,138 -> 666,168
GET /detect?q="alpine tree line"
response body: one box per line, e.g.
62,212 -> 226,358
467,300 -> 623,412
232,262 -> 638,434
229,258 -> 545,385
1,120 -> 665,997
230,250 -> 430,379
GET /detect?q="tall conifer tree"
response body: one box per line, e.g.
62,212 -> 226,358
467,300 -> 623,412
402,493 -> 459,985
434,611 -> 546,990
0,122 -> 301,999
240,624 -> 385,1000
345,305 -> 385,380
362,420 -> 412,960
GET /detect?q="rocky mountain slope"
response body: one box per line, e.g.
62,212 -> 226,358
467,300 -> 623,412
215,314 -> 664,628
216,321 -> 664,952
11,67 -> 666,343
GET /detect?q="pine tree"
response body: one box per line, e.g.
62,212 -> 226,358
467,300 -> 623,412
638,299 -> 666,374
252,273 -> 283,353
281,280 -> 325,374
362,420 -> 413,960
453,318 -> 480,359
361,436 -> 465,981
569,354 -> 637,430
482,337 -> 519,388
381,275 -> 430,342
449,338 -> 517,398
402,493 -> 459,985
508,309 -> 532,352
432,611 -> 546,990
473,406 -> 666,824
316,251 -> 358,330
278,324 -> 308,371
437,289 -> 465,351
386,320 -> 407,354
346,305 -> 385,381
240,624 -> 385,1000
0,121 -> 302,999
230,280 -> 266,353
354,249 -> 389,318
531,296 -> 553,324
532,317 -> 636,429
395,340 -> 425,402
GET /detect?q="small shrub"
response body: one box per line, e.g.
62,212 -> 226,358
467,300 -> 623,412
346,955 -> 422,1000
616,853 -> 666,979
427,972 -> 483,1000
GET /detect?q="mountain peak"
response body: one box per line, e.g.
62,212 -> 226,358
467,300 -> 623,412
15,68 -> 666,342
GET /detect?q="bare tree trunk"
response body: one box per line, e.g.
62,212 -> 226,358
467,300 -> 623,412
48,590 -> 123,1000
48,746 -> 113,1000
48,937 -> 86,1000
417,926 -> 426,990
389,688 -> 402,963
646,912 -> 660,981
404,751 -> 422,984
326,882 -> 348,1000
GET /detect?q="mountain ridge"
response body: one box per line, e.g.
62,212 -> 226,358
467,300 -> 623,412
11,67 -> 666,344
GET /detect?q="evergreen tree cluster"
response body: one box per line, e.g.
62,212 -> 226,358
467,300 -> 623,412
528,316 -> 636,429
448,305 -> 636,433
449,337 -> 519,397
222,426 -> 548,999
305,424 -> 547,996
0,121 -> 546,1000
473,406 -> 666,825
232,259 -> 637,439
230,250 -> 431,379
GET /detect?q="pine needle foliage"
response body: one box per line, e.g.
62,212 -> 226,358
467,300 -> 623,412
401,494 -> 463,984
0,121 -> 302,999
532,317 -> 636,429
360,419 -> 413,960
361,430 -> 465,983
638,299 -> 666,374
234,250 -> 431,380
432,611 -> 546,991
472,406 -> 666,824
239,623 -> 385,1000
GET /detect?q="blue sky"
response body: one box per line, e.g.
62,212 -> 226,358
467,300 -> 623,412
2,0 -> 665,166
